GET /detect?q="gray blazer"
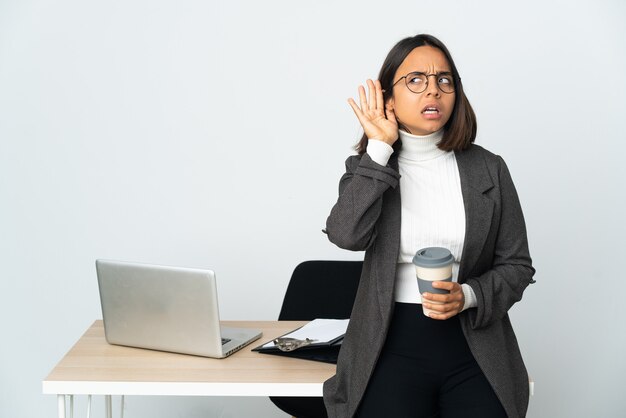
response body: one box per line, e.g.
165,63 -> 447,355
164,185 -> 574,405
323,144 -> 536,418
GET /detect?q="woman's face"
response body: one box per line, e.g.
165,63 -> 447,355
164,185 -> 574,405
387,46 -> 456,136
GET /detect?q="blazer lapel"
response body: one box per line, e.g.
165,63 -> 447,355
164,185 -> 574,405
455,147 -> 495,283
375,154 -> 402,322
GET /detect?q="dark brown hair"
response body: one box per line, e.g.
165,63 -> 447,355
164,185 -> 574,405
356,34 -> 477,155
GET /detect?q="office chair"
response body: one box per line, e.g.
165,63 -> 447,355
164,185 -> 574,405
269,260 -> 363,418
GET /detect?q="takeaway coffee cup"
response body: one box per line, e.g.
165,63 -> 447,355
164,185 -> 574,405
413,247 -> 455,317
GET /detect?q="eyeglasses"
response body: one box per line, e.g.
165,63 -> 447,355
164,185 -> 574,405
392,71 -> 455,94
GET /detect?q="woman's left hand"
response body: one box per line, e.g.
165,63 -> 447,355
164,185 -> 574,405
422,282 -> 465,320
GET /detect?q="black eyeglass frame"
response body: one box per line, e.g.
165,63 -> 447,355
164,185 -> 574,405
391,71 -> 456,94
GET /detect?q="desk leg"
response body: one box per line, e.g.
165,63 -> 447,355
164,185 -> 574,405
105,395 -> 112,418
57,395 -> 65,418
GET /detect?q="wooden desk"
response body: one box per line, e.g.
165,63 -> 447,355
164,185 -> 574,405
43,320 -> 335,417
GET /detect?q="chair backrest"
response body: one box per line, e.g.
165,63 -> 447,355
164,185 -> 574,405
278,260 -> 363,320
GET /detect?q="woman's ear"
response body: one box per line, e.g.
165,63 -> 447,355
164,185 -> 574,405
385,96 -> 396,121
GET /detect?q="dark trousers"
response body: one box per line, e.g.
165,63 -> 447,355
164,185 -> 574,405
356,303 -> 507,418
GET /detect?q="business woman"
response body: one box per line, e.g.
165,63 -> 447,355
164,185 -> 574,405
323,34 -> 536,418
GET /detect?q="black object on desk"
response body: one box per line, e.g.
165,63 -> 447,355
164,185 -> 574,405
252,320 -> 347,364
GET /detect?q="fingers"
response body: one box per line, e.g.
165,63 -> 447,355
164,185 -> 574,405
347,98 -> 368,126
367,79 -> 377,111
348,80 -> 389,132
375,79 -> 384,111
424,300 -> 462,313
423,282 -> 464,320
427,308 -> 460,320
423,293 -> 449,303
432,281 -> 458,291
359,84 -> 368,111
424,298 -> 463,320
350,79 -> 384,113
422,282 -> 462,303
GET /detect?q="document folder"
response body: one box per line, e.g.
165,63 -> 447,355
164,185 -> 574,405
252,319 -> 349,364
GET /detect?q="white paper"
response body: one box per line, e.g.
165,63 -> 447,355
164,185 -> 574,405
262,318 -> 349,349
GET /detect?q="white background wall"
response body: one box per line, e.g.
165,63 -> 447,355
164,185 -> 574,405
1,1 -> 625,417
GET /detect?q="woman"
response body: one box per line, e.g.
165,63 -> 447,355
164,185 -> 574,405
323,34 -> 535,418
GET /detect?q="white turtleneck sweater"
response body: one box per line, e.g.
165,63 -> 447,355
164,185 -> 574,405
366,130 -> 477,312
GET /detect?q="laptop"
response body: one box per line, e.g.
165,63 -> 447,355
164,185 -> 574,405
96,259 -> 262,358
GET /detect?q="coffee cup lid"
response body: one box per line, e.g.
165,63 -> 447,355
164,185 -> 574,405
412,247 -> 454,268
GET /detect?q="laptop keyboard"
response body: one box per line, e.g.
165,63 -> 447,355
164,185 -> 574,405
221,338 -> 231,345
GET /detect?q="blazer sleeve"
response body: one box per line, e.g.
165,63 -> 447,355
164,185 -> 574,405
325,153 -> 401,251
464,155 -> 536,329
